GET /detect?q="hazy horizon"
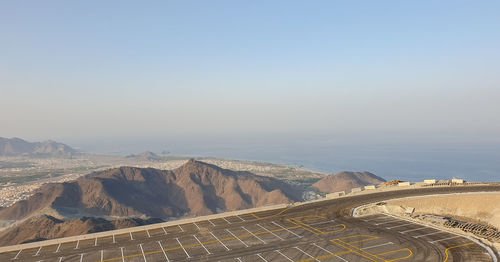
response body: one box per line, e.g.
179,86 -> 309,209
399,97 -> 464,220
2,1 -> 499,181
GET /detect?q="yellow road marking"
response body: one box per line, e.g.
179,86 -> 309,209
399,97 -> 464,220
287,218 -> 324,235
327,235 -> 413,262
377,248 -> 413,262
443,242 -> 475,262
251,206 -> 293,219
317,224 -> 346,234
286,216 -> 346,235
332,239 -> 383,262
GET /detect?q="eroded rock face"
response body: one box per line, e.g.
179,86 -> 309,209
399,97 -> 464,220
313,171 -> 385,193
0,160 -> 301,221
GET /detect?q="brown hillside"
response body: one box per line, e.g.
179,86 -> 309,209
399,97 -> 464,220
0,160 -> 301,221
312,171 -> 385,193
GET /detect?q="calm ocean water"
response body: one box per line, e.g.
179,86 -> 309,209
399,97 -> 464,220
79,138 -> 500,182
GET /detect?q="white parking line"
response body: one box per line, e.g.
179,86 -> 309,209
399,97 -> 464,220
312,243 -> 348,261
130,232 -> 134,241
308,220 -> 336,226
272,222 -> 302,238
79,253 -> 84,262
194,222 -> 200,230
361,242 -> 393,250
100,250 -> 104,262
241,226 -> 266,244
374,220 -> 399,225
222,217 -> 231,224
363,216 -> 388,222
95,237 -> 98,246
162,227 -> 168,235
257,224 -> 284,240
139,243 -> 147,262
236,257 -> 242,262
157,241 -> 170,262
113,234 -> 116,243
120,247 -> 125,262
399,227 -> 427,234
413,231 -> 443,238
387,223 -> 414,229
429,236 -> 462,243
178,225 -> 184,232
312,243 -> 332,254
257,253 -> 268,262
210,232 -> 230,251
55,243 -> 61,253
236,215 -> 245,221
175,237 -> 192,258
193,234 -> 212,254
226,229 -> 249,247
34,246 -> 42,256
58,257 -> 63,262
12,249 -> 22,260
75,240 -> 80,249
208,220 -> 216,226
146,229 -> 151,238
295,246 -> 319,262
275,250 -> 294,262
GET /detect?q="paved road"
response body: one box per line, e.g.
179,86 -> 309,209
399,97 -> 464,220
1,185 -> 499,262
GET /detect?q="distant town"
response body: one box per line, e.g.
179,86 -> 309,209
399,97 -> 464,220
0,153 -> 324,207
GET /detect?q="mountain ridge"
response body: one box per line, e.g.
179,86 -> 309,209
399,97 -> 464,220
0,137 -> 76,157
312,171 -> 386,193
0,159 -> 301,221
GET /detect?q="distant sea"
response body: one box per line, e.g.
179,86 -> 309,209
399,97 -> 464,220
77,137 -> 500,183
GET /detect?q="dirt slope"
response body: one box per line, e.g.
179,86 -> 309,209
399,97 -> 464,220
312,171 -> 385,193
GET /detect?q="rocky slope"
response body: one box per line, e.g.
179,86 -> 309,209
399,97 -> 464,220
0,137 -> 76,157
312,171 -> 385,193
0,160 -> 301,221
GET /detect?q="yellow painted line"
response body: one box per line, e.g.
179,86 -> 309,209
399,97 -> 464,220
295,250 -> 353,262
330,236 -> 413,262
443,242 -> 475,262
317,224 -> 346,234
331,240 -> 382,262
377,248 -> 413,262
285,215 -> 347,235
287,218 -> 324,235
99,225 -> 302,262
251,206 -> 293,219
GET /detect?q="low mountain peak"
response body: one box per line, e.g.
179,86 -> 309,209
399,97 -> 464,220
178,159 -> 218,170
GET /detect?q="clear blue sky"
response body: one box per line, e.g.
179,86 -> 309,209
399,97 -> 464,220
1,1 -> 499,146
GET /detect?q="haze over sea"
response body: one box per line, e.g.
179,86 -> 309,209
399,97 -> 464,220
2,1 -> 499,183
74,136 -> 500,183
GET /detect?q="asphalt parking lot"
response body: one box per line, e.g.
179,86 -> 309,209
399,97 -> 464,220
1,186 -> 499,262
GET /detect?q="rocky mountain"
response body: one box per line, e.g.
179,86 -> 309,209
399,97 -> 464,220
0,160 -> 301,221
0,215 -> 162,246
312,171 -> 385,193
0,137 -> 76,157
